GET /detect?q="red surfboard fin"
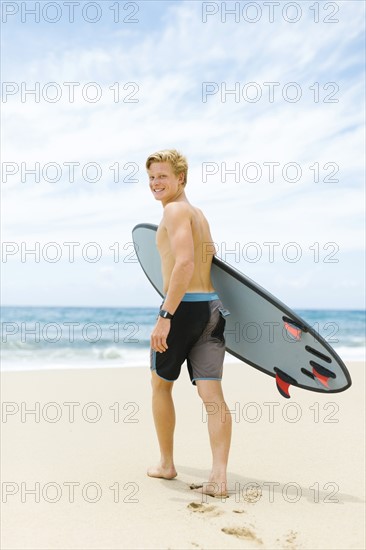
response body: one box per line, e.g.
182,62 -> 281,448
310,361 -> 336,388
274,368 -> 298,399
312,370 -> 329,387
282,316 -> 307,341
284,322 -> 302,341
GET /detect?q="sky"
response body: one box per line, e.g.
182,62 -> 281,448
1,0 -> 365,309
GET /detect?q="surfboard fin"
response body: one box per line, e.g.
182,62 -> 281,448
282,316 -> 307,341
310,361 -> 336,388
303,368 -> 328,389
274,368 -> 298,399
301,368 -> 315,380
284,322 -> 302,340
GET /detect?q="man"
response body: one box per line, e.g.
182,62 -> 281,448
146,149 -> 232,498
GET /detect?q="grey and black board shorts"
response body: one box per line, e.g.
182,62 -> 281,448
150,292 -> 229,385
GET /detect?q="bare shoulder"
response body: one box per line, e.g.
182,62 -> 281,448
195,206 -> 207,220
163,202 -> 193,222
193,206 -> 209,225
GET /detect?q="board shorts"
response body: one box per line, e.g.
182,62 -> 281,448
150,292 -> 229,385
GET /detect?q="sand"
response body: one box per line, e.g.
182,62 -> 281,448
1,360 -> 365,549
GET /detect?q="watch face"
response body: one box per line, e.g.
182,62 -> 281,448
159,309 -> 172,319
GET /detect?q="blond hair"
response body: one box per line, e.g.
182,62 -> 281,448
146,149 -> 188,186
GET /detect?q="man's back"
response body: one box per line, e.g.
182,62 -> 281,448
157,202 -> 216,294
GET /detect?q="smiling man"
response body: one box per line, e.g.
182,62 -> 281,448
146,148 -> 232,498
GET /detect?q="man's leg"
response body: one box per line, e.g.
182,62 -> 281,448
195,379 -> 232,496
147,369 -> 177,479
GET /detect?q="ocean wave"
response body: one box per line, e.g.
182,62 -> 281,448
1,306 -> 364,370
1,345 -> 364,372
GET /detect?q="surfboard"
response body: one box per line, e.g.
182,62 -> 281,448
132,223 -> 352,398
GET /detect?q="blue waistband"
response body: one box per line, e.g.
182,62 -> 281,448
174,292 -> 220,302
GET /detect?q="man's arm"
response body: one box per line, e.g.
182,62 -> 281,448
161,202 -> 195,315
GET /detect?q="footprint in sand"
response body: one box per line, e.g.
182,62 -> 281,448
222,526 -> 263,545
187,502 -> 223,517
276,530 -> 299,549
189,483 -> 203,490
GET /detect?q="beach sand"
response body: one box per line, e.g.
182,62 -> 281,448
1,360 -> 365,550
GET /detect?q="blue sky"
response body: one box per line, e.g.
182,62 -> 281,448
2,0 -> 365,308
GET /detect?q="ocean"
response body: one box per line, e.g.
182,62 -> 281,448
1,306 -> 365,371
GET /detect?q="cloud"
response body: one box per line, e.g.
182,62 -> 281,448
2,0 -> 365,307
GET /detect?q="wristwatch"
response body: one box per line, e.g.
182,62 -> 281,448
159,309 -> 174,319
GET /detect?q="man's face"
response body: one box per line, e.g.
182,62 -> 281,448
148,162 -> 184,204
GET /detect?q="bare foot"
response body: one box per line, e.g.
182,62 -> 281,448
194,481 -> 228,498
147,463 -> 177,479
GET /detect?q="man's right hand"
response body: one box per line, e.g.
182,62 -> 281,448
150,317 -> 171,353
